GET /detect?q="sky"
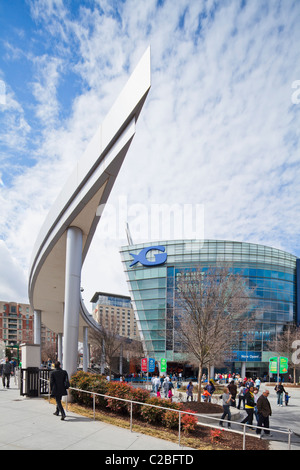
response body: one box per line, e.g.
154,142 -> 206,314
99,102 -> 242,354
0,0 -> 300,310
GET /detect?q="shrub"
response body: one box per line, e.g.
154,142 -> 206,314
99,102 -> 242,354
141,397 -> 167,424
106,382 -> 131,414
181,410 -> 198,434
210,428 -> 222,444
70,371 -> 109,408
162,408 -> 180,429
70,371 -> 108,407
129,387 -> 151,417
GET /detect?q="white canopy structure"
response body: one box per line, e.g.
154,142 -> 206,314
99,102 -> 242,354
28,48 -> 151,378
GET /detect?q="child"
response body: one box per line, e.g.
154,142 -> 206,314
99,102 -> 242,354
168,388 -> 173,402
202,389 -> 211,402
285,392 -> 291,406
157,386 -> 161,398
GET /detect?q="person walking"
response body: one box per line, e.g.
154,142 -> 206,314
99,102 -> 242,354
256,389 -> 272,438
274,382 -> 286,406
50,361 -> 70,420
228,380 -> 237,407
241,385 -> 255,428
162,376 -> 169,398
1,357 -> 13,388
219,387 -> 232,428
186,381 -> 194,401
205,380 -> 216,402
237,384 -> 246,410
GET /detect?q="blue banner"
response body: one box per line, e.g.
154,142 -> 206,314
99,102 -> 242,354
148,358 -> 155,372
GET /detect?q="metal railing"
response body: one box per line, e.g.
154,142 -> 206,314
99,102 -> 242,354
47,384 -> 292,450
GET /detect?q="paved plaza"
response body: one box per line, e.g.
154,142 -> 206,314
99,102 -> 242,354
0,380 -> 299,451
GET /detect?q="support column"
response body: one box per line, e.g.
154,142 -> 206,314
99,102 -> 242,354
34,310 -> 41,345
57,333 -> 63,363
62,226 -> 83,378
241,362 -> 246,378
34,310 -> 41,366
83,326 -> 89,372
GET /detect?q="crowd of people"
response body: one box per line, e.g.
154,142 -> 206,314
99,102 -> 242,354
151,374 -> 175,401
218,377 -> 291,437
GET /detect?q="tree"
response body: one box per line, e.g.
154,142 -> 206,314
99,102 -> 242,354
90,323 -> 143,378
268,324 -> 300,383
90,322 -> 123,379
176,265 -> 255,401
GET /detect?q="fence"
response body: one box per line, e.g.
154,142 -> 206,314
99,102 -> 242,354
20,368 -> 51,397
40,378 -> 293,450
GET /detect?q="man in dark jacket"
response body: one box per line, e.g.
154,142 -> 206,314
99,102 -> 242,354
1,357 -> 13,388
227,380 -> 237,407
256,390 -> 272,437
50,361 -> 70,420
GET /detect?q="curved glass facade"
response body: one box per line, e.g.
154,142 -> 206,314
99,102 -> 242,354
120,240 -> 298,373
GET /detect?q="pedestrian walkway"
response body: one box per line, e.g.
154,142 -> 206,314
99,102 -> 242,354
0,385 -> 191,450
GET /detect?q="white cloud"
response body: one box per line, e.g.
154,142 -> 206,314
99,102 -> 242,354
0,241 -> 28,302
0,0 -> 300,307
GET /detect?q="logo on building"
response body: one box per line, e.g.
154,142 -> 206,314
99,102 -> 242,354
129,245 -> 167,267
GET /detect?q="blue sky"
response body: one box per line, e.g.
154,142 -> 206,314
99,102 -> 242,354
0,0 -> 300,305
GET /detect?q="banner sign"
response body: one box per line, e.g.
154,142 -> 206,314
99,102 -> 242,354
160,358 -> 167,372
148,358 -> 155,372
141,358 -> 147,372
269,356 -> 288,374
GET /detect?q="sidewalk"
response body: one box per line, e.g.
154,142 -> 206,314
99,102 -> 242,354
0,384 -> 192,451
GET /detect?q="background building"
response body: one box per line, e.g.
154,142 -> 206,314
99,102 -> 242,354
120,239 -> 298,377
91,292 -> 140,341
0,301 -> 57,360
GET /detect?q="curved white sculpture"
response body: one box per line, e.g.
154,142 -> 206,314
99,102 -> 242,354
28,48 -> 151,377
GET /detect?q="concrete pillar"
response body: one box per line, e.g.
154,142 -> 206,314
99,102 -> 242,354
241,362 -> 246,378
62,226 -> 83,378
83,326 -> 89,372
34,310 -> 41,345
57,333 -> 63,363
34,310 -> 41,366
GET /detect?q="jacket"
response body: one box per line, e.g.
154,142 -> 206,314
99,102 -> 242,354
244,390 -> 255,409
2,361 -> 12,374
256,394 -> 272,417
50,368 -> 70,397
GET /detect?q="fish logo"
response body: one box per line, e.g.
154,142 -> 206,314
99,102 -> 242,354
129,245 -> 167,267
